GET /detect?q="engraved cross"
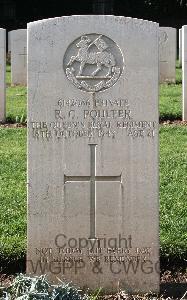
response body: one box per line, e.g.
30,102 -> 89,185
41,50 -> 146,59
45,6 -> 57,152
64,144 -> 122,239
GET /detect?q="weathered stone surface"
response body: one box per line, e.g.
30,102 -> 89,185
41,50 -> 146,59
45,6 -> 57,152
27,15 -> 159,293
11,29 -> 27,85
0,28 -> 6,122
182,26 -> 187,120
159,27 -> 176,83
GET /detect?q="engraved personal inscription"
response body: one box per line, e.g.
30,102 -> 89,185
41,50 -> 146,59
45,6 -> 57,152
64,34 -> 124,92
33,246 -> 153,265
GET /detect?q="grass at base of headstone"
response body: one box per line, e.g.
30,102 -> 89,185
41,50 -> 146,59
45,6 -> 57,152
6,86 -> 27,124
175,60 -> 182,84
0,128 -> 26,263
0,126 -> 186,270
160,125 -> 187,260
159,62 -> 182,121
5,65 -> 27,124
159,83 -> 182,121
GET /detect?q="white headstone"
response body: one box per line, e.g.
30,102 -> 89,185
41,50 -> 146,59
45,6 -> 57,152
159,27 -> 176,83
182,26 -> 187,120
11,29 -> 27,86
179,28 -> 182,67
27,15 -> 159,294
0,28 -> 6,122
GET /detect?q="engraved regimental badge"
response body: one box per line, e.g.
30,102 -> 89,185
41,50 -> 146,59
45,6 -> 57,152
159,31 -> 168,45
63,34 -> 124,92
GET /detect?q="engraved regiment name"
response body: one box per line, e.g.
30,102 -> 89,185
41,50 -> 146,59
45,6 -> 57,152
30,97 -> 156,140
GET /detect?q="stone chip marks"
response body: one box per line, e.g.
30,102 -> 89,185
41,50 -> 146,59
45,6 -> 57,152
27,15 -> 159,294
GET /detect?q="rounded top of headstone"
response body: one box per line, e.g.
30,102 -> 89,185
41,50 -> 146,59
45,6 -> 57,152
10,29 -> 27,33
27,15 -> 159,30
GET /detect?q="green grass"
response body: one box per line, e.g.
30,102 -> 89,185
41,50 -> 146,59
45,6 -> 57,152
159,84 -> 182,121
6,86 -> 27,123
159,62 -> 182,121
0,126 -> 186,264
6,65 -> 27,124
176,60 -> 182,84
0,129 -> 27,260
160,125 -> 187,258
